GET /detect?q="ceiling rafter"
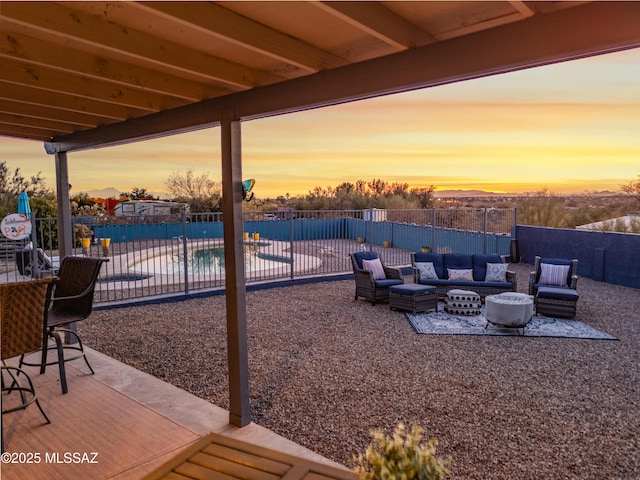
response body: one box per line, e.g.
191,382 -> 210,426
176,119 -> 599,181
509,1 -> 536,18
1,2 -> 284,89
0,112 -> 75,134
0,82 -> 147,121
0,32 -> 223,102
0,58 -> 185,112
315,1 -> 437,50
0,98 -> 108,128
137,2 -> 348,73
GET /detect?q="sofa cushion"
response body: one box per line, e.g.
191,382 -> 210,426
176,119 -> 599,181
362,257 -> 386,280
417,278 -> 451,286
472,254 -> 502,281
443,254 -> 473,272
448,268 -> 474,281
413,252 -> 445,279
539,263 -> 570,287
415,262 -> 438,280
485,263 -> 508,282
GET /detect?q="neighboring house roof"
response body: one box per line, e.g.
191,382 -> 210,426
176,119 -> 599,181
576,215 -> 640,231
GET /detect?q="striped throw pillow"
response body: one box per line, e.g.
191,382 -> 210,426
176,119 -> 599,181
539,263 -> 569,287
362,258 -> 386,280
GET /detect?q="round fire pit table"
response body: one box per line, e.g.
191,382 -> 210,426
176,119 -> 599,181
485,292 -> 534,335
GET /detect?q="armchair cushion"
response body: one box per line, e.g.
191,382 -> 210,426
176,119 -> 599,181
374,278 -> 403,288
362,258 -> 386,280
352,250 -> 380,269
539,263 -> 570,287
536,286 -> 579,301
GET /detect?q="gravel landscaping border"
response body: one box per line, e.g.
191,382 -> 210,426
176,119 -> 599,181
80,262 -> 640,479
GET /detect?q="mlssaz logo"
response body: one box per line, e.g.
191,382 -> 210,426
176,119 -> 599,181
45,452 -> 99,464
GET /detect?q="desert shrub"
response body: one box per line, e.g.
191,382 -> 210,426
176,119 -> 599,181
353,423 -> 451,480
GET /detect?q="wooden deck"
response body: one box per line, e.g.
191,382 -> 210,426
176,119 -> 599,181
2,349 -> 355,480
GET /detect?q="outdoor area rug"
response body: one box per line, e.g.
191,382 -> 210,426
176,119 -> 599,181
405,304 -> 617,340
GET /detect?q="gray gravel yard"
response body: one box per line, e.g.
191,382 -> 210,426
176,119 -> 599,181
81,263 -> 640,479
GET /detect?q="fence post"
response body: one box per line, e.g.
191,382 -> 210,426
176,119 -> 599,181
289,209 -> 294,280
431,208 -> 436,253
368,208 -> 373,251
483,208 -> 488,254
181,212 -> 189,294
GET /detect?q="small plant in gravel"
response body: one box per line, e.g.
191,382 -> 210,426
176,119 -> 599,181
353,423 -> 451,480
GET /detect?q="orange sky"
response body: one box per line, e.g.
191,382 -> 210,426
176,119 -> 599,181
2,48 -> 639,198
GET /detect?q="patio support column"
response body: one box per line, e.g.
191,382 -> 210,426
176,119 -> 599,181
55,151 -> 73,259
220,118 -> 251,427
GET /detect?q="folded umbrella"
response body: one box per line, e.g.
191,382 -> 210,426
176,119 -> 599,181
18,191 -> 31,215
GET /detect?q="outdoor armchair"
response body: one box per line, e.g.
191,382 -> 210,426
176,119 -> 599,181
350,251 -> 403,305
529,256 -> 579,318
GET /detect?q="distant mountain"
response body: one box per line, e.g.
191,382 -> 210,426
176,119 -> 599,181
434,189 -> 509,198
80,187 -> 121,198
79,187 -> 170,199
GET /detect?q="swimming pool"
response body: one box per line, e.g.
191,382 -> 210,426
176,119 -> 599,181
129,241 -> 305,277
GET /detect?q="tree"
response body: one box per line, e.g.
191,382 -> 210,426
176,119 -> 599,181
516,188 -> 568,227
122,187 -> 153,200
0,161 -> 53,217
165,170 -> 222,213
621,174 -> 640,207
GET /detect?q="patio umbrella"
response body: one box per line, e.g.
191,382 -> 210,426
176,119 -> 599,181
17,191 -> 31,215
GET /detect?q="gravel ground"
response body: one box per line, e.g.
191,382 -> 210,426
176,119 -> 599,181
80,263 -> 640,479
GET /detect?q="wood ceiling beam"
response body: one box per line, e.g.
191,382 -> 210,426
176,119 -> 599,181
1,59 -> 185,112
1,2 -> 283,89
0,99 -> 105,128
315,1 -> 437,50
46,1 -> 640,153
0,82 -> 145,121
509,1 -> 536,18
0,125 -> 55,142
137,2 -> 347,73
0,32 -> 225,102
0,112 -> 76,134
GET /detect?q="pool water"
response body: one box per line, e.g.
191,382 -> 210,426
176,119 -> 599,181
131,246 -> 290,276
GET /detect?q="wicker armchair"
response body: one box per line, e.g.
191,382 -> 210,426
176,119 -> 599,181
21,256 -> 106,394
1,278 -> 55,451
350,251 -> 403,305
529,256 -> 579,318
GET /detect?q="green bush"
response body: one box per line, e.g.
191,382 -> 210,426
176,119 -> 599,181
353,423 -> 451,480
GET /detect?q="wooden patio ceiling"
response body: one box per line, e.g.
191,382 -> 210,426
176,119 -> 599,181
1,1 -> 639,153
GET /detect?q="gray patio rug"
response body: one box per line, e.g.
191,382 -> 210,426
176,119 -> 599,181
405,303 -> 617,340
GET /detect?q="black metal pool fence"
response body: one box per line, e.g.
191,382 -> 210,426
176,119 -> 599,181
2,208 -> 515,304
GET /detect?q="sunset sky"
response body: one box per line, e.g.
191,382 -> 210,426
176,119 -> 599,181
1,47 -> 639,199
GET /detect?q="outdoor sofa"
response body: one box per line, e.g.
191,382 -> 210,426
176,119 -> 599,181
411,252 -> 517,299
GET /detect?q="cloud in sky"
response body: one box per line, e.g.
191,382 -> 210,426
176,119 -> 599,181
1,48 -> 639,197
